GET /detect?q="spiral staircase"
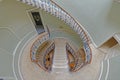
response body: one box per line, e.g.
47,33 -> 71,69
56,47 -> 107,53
0,0 -> 120,80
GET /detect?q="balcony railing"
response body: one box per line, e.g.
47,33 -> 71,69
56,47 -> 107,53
83,42 -> 92,63
66,43 -> 85,72
30,32 -> 49,71
43,42 -> 55,71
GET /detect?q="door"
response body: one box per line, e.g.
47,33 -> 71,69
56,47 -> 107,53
31,12 -> 45,34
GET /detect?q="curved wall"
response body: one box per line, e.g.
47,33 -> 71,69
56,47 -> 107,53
0,0 -> 37,79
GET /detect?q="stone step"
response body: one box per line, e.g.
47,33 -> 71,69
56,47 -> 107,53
53,60 -> 68,63
53,58 -> 67,60
52,38 -> 69,72
53,62 -> 68,66
52,65 -> 68,68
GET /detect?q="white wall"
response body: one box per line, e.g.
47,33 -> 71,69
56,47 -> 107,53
0,0 -> 36,39
0,0 -> 37,79
0,0 -> 37,53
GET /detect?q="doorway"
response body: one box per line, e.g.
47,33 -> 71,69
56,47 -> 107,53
31,12 -> 45,34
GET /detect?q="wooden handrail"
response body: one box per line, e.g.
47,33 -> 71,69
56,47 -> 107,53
66,42 -> 85,72
30,32 -> 48,61
43,42 -> 55,71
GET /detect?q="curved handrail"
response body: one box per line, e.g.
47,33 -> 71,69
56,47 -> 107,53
66,43 -> 77,71
83,42 -> 92,63
30,32 -> 50,71
66,43 -> 85,72
43,42 -> 55,71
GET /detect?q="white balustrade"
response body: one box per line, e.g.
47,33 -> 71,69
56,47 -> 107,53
30,33 -> 49,61
66,43 -> 84,71
43,43 -> 55,71
38,0 -> 42,8
83,42 -> 91,63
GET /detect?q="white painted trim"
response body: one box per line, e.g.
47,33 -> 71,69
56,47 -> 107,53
0,48 -> 13,56
0,77 -> 15,79
0,27 -> 20,40
105,59 -> 109,80
13,31 -> 37,80
98,61 -> 103,80
18,32 -> 37,80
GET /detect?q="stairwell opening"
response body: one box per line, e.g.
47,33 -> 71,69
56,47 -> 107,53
101,37 -> 117,47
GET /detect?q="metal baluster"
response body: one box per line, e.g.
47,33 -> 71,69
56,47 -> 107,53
58,8 -> 62,19
35,0 -> 39,8
75,24 -> 79,33
81,31 -> 84,39
68,17 -> 71,27
45,1 -> 49,13
35,0 -> 40,8
78,27 -> 83,35
53,4 -> 56,16
50,2 -> 53,15
44,1 -> 48,11
63,12 -> 66,21
41,0 -> 44,10
62,11 -> 65,21
38,0 -> 41,8
79,33 -> 84,41
42,1 -> 45,11
25,0 -> 30,4
50,3 -> 54,15
73,22 -> 77,31
53,5 -> 57,17
63,12 -> 67,22
30,0 -> 35,6
20,0 -> 26,3
47,1 -> 52,13
60,10 -> 64,20
71,18 -> 74,27
71,20 -> 75,29
49,2 -> 53,15
55,6 -> 58,17
84,37 -> 87,43
69,18 -> 73,28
